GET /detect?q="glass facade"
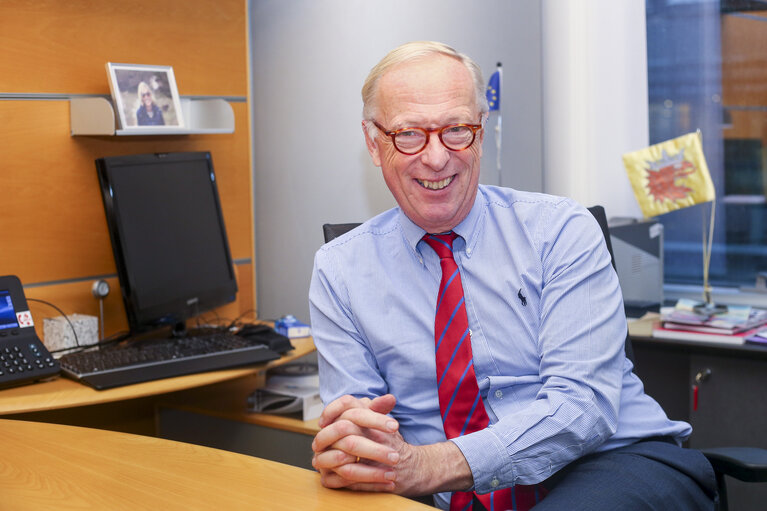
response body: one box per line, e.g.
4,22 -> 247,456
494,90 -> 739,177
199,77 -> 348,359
647,0 -> 767,288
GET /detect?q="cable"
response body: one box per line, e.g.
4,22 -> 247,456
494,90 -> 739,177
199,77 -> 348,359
195,309 -> 224,329
49,330 -> 130,356
224,309 -> 260,330
26,297 -> 80,348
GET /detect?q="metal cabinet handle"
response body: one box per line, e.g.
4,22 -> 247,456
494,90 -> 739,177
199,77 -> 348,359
695,368 -> 712,384
693,368 -> 712,411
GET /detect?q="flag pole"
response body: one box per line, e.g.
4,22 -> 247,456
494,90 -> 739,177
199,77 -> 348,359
695,129 -> 726,315
486,63 -> 502,185
696,197 -> 726,314
495,63 -> 502,186
701,198 -> 716,303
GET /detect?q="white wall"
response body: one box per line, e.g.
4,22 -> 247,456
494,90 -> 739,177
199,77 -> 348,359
249,0 -> 650,322
249,0 -> 543,322
541,0 -> 646,220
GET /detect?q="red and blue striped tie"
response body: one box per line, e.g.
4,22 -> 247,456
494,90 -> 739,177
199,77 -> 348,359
423,233 -> 544,511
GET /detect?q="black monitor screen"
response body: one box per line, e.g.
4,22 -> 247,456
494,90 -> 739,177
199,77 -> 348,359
96,152 -> 237,334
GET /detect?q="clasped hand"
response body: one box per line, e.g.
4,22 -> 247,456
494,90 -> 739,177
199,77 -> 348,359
311,393 -> 427,495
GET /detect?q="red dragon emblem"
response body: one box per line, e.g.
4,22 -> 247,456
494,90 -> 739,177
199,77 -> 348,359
645,149 -> 696,202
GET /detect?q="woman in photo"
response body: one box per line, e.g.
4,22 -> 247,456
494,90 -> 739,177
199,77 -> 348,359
135,81 -> 165,126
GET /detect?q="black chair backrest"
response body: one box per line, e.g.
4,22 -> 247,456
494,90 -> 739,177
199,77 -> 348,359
586,206 -> 616,272
321,208 -> 633,359
323,210 -> 613,258
586,205 -> 634,361
322,223 -> 362,243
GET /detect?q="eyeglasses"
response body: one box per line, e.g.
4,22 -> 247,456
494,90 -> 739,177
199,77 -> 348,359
141,92 -> 152,98
371,119 -> 483,155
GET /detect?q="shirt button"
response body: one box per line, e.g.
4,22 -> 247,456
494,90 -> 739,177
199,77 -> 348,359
495,390 -> 503,399
491,478 -> 500,488
467,247 -> 472,255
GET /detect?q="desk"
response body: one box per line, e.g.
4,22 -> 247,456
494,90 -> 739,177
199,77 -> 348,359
0,419 -> 431,510
631,334 -> 767,510
630,334 -> 767,428
0,337 -> 316,436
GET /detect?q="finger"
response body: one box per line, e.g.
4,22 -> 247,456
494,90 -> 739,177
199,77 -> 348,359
368,394 -> 397,415
321,470 -> 396,493
317,468 -> 355,489
313,411 -> 397,455
337,406 -> 399,434
319,394 -> 369,428
312,419 -> 400,466
312,418 -> 364,453
345,482 -> 397,493
331,434 -> 400,466
312,448 -> 357,470
329,461 -> 397,485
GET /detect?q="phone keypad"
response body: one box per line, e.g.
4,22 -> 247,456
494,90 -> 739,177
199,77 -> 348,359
0,342 -> 58,379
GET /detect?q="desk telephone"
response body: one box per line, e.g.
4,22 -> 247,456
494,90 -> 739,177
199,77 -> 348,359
0,275 -> 60,389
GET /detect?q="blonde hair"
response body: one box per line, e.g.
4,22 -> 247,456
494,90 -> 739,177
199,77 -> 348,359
137,81 -> 153,100
361,41 -> 488,124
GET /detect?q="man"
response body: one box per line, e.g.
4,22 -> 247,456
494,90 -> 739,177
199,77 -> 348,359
309,41 -> 716,510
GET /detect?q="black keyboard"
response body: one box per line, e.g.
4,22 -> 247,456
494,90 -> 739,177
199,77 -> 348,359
59,331 -> 282,390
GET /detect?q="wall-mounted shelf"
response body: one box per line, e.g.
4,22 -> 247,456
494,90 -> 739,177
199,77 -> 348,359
70,97 -> 235,136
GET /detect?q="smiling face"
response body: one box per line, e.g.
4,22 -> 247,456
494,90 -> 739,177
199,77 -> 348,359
363,54 -> 484,234
138,83 -> 154,109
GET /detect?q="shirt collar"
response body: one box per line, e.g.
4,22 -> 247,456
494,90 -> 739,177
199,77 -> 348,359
398,185 -> 487,257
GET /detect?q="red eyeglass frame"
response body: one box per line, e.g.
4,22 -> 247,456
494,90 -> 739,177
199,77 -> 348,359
371,119 -> 483,155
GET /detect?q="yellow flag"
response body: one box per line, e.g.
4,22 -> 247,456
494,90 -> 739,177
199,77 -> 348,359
622,132 -> 715,218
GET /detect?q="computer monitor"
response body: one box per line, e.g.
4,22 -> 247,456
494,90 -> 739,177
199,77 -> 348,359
608,219 -> 664,318
96,151 -> 237,336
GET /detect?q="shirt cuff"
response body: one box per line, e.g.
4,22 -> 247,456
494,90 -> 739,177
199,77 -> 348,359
450,427 -> 515,494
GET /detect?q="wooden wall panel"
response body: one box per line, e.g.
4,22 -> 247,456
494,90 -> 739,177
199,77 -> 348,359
1,0 -> 256,341
26,277 -> 128,341
1,0 -> 248,96
24,263 -> 253,342
0,100 -> 253,284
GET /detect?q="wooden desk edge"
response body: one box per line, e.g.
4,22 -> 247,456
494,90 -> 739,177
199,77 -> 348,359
1,418 -> 433,510
0,337 -> 315,415
630,333 -> 767,358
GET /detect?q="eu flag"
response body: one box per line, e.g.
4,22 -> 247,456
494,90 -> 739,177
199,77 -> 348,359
486,68 -> 501,111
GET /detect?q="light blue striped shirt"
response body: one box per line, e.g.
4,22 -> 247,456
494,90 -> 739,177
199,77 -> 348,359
309,185 -> 690,508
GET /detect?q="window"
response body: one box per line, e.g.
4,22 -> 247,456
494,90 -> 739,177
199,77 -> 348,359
646,0 -> 767,290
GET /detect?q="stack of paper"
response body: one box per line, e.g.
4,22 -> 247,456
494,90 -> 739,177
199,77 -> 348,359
653,299 -> 767,344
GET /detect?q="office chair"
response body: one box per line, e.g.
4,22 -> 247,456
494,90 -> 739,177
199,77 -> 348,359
322,213 -> 767,511
322,223 -> 362,244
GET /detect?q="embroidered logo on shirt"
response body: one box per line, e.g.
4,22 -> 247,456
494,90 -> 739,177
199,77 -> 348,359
517,288 -> 527,306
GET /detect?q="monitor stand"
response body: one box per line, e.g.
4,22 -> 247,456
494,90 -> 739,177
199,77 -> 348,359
171,322 -> 187,338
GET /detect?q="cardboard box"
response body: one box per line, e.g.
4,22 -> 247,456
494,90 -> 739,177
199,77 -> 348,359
275,315 -> 311,338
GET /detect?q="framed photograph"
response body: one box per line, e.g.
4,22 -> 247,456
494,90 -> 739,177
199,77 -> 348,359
106,63 -> 184,131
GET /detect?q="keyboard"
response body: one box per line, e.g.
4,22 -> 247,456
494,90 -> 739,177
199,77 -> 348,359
59,330 -> 282,390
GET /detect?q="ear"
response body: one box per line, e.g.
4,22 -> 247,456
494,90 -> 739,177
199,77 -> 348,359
362,121 -> 383,167
477,114 -> 488,157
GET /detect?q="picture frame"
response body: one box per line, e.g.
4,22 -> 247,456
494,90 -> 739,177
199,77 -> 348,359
106,63 -> 184,131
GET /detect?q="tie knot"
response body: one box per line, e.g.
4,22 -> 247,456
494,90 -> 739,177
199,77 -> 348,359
423,232 -> 458,259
